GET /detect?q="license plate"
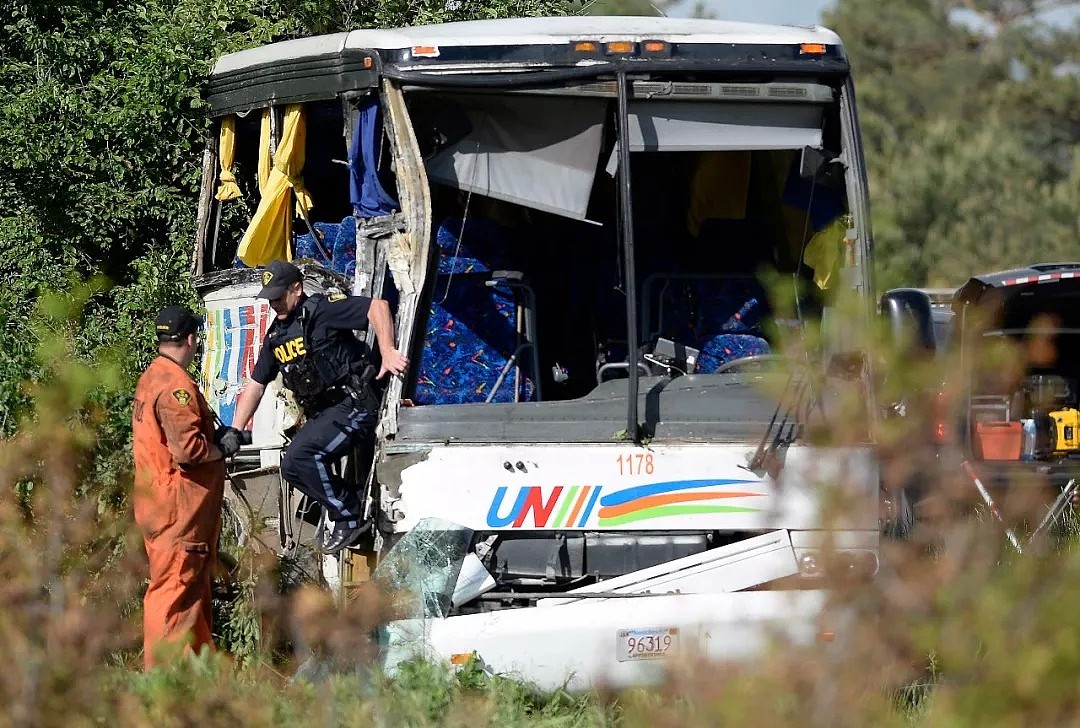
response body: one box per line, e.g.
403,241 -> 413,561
616,627 -> 679,662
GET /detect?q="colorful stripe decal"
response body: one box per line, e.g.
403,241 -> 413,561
214,308 -> 227,381
578,486 -> 602,527
199,301 -> 271,427
599,479 -> 757,508
598,491 -> 764,520
566,485 -> 593,527
221,307 -> 234,383
554,485 -> 579,528
601,504 -> 761,526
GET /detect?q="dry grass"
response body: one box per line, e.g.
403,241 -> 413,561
4,288 -> 1080,726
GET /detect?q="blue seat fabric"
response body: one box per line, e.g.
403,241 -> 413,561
413,218 -> 535,405
652,278 -> 771,373
294,216 -> 358,279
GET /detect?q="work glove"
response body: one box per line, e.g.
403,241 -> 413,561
216,426 -> 250,457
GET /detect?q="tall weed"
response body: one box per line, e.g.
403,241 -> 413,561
5,282 -> 1080,727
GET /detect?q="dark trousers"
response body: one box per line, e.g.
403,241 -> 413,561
280,397 -> 376,528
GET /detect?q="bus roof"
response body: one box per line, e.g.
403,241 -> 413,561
212,16 -> 842,75
207,16 -> 846,115
351,16 -> 840,48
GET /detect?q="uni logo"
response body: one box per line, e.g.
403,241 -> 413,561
487,486 -> 602,528
486,479 -> 767,529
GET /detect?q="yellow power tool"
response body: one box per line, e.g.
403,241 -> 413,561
1050,408 -> 1080,453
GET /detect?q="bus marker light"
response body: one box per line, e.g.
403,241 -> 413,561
605,41 -> 638,55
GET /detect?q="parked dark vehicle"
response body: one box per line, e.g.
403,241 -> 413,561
887,264 -> 1080,545
952,264 -> 1080,466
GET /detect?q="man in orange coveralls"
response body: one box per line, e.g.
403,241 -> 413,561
132,305 -> 242,668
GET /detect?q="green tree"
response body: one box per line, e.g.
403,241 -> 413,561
579,0 -> 670,16
872,119 -> 1080,287
0,0 -> 569,457
825,0 -> 1080,288
283,0 -> 571,36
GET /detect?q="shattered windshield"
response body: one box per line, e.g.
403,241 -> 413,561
373,518 -> 473,619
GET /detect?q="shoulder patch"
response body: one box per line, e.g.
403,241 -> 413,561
327,292 -> 347,302
172,388 -> 192,406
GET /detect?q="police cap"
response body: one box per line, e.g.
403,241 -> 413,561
258,260 -> 303,300
155,305 -> 203,342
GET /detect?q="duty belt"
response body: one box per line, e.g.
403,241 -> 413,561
303,387 -> 350,414
302,367 -> 379,415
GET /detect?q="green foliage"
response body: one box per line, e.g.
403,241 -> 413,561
826,0 -> 1080,288
0,0 -> 572,483
379,657 -> 607,726
4,0 -> 1080,724
0,0 -> 305,449
218,579 -> 263,665
281,0 -> 571,35
872,118 -> 1080,288
578,0 -> 670,16
109,651 -> 610,726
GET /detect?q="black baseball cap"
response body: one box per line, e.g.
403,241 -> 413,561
155,305 -> 203,341
257,260 -> 303,300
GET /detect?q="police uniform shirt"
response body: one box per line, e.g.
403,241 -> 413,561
251,293 -> 372,387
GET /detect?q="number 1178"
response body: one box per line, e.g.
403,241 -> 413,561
617,453 -> 654,475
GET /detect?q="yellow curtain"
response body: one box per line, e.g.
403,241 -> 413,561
257,109 -> 272,194
803,215 -> 848,290
214,116 -> 241,202
237,105 -> 315,267
685,151 -> 752,238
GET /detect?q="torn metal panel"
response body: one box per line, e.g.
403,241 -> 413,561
192,263 -> 349,297
352,215 -> 404,294
192,131 -> 218,277
539,530 -> 798,605
376,449 -> 431,500
377,79 -> 433,439
385,231 -> 415,295
381,590 -> 836,692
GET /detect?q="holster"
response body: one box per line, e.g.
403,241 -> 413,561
345,364 -> 382,413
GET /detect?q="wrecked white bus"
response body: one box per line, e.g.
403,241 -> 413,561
196,17 -> 881,688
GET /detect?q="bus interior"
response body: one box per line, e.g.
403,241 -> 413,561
204,81 -> 854,435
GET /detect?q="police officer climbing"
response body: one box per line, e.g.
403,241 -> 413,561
226,260 -> 409,553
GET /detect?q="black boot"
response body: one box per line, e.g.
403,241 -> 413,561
320,521 -> 365,554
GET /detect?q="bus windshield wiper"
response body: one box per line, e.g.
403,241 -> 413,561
747,364 -> 813,472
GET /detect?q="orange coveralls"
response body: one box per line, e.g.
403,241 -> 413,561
132,355 -> 224,669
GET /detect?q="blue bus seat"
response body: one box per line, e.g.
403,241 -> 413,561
642,274 -> 770,373
696,334 -> 771,373
413,218 -> 537,405
295,216 -> 358,279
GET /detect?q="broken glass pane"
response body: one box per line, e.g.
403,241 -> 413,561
373,518 -> 473,619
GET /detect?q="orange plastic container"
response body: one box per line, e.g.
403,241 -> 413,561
974,421 -> 1022,461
